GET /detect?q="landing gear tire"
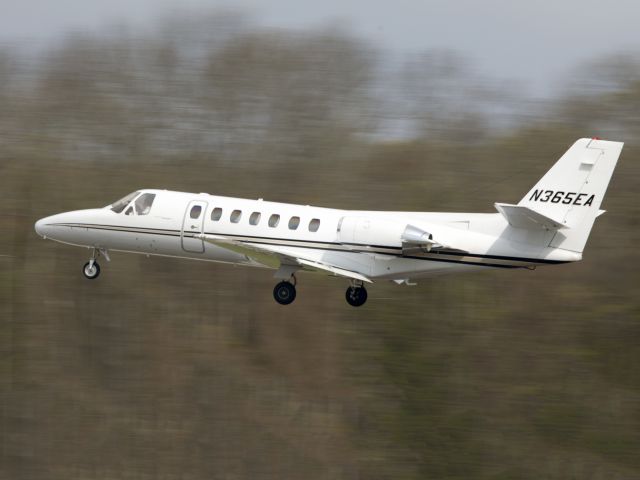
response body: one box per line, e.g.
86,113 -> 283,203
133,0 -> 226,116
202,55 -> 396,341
83,261 -> 100,280
346,286 -> 367,307
273,281 -> 296,305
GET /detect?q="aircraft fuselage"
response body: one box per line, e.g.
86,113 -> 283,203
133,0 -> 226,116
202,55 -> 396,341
34,138 -> 623,306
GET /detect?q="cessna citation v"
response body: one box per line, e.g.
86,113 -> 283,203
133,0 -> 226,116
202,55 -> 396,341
35,138 -> 622,307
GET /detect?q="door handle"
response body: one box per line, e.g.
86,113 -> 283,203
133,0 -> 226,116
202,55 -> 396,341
191,225 -> 198,229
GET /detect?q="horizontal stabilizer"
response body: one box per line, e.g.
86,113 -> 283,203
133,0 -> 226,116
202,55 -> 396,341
495,203 -> 567,230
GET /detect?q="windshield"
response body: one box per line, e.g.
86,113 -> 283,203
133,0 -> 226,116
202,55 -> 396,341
110,191 -> 140,213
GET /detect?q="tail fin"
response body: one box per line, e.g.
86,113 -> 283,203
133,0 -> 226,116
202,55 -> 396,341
517,138 -> 623,253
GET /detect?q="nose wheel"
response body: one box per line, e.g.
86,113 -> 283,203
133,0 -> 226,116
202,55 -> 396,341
82,248 -> 109,280
83,260 -> 100,279
346,285 -> 367,307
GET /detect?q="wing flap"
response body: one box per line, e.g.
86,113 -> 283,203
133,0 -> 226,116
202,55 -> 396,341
199,234 -> 373,283
296,258 -> 373,283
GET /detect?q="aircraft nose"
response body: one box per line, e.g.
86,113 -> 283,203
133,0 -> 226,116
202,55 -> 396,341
35,209 -> 102,241
34,216 -> 51,238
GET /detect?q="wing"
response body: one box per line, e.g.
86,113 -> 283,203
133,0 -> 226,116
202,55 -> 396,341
199,234 -> 373,283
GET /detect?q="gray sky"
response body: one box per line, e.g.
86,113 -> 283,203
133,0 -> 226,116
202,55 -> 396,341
3,0 -> 640,95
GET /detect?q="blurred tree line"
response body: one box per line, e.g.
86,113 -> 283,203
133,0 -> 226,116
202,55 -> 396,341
1,12 -> 639,480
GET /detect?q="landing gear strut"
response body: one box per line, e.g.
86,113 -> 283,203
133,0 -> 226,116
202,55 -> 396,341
346,282 -> 368,307
82,248 -> 109,280
273,275 -> 296,305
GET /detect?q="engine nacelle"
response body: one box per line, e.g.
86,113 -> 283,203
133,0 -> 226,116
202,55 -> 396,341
337,216 -> 443,253
337,216 -> 405,247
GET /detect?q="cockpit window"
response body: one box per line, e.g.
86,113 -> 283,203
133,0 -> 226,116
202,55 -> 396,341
134,193 -> 156,215
111,191 -> 140,213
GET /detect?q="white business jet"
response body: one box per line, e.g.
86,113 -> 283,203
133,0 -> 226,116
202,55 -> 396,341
35,138 -> 622,307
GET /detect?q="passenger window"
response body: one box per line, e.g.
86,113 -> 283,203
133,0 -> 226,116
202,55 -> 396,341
249,212 -> 261,225
211,207 -> 222,221
309,218 -> 320,232
134,193 -> 156,215
230,210 -> 242,223
288,216 -> 300,230
190,205 -> 202,219
268,214 -> 280,227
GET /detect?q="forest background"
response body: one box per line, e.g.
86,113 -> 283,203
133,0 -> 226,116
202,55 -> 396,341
1,11 -> 639,479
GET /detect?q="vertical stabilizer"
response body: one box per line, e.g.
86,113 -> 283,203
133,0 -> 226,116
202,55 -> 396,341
518,138 -> 623,253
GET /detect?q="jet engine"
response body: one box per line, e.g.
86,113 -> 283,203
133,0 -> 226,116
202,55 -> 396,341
337,216 -> 442,252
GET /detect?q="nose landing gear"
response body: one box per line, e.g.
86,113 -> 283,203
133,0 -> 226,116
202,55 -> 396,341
83,260 -> 100,279
82,248 -> 109,280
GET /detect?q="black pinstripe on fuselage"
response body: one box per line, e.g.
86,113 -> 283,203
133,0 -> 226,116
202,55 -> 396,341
46,222 -> 568,269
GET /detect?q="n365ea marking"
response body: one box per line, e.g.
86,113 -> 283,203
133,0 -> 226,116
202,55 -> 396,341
529,190 -> 595,206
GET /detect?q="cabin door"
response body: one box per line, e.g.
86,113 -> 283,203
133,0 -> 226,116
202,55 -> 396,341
181,200 -> 208,253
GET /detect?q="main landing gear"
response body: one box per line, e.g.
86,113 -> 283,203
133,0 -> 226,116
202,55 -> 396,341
345,282 -> 368,307
273,276 -> 297,305
82,248 -> 109,280
271,275 -> 368,307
